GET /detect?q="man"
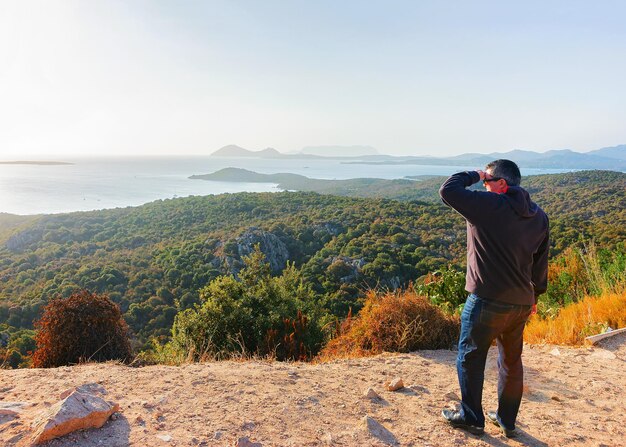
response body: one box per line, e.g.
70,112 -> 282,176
438,159 -> 549,438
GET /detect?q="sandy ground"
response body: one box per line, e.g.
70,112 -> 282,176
1,335 -> 625,447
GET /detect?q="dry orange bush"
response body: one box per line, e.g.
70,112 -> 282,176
317,289 -> 459,361
525,291 -> 626,345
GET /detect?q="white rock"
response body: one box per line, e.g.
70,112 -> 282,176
30,390 -> 119,444
156,434 -> 173,442
550,348 -> 561,356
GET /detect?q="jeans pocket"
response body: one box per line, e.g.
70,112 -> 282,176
478,301 -> 510,327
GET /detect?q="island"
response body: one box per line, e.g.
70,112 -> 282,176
190,167 -> 444,201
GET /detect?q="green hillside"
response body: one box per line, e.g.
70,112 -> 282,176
0,170 -> 624,352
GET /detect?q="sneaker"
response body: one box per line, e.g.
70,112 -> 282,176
441,409 -> 484,435
486,411 -> 517,438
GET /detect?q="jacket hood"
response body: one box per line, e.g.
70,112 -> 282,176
504,186 -> 538,218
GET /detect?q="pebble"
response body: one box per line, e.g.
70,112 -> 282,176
362,415 -> 396,444
321,432 -> 333,444
444,391 -> 460,401
385,377 -> 404,391
364,387 -> 381,399
234,436 -> 262,447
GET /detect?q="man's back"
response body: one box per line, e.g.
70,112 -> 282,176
439,171 -> 549,305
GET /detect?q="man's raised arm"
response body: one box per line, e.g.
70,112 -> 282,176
439,170 -> 493,223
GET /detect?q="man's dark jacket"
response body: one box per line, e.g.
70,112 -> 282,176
439,171 -> 549,306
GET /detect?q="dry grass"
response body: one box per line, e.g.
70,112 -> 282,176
316,289 -> 459,361
525,290 -> 626,345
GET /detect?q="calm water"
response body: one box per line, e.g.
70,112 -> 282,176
0,156 -> 571,215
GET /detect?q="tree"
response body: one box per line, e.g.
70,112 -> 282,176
32,290 -> 132,368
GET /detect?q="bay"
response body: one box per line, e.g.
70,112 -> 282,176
0,156 -> 572,215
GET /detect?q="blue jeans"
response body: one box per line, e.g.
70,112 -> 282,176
456,294 -> 532,429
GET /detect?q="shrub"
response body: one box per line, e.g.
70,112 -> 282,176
0,326 -> 36,368
525,290 -> 626,345
317,289 -> 460,361
32,290 -> 132,368
413,265 -> 467,314
540,243 -> 626,318
1,348 -> 23,369
169,247 -> 325,361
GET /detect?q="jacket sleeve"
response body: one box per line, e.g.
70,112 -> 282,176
438,171 -> 497,224
531,215 -> 550,303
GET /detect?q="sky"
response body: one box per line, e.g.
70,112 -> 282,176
1,0 -> 625,158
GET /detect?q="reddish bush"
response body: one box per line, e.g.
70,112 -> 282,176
32,290 -> 132,368
264,310 -> 315,361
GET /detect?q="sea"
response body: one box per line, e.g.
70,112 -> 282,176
0,156 -> 573,215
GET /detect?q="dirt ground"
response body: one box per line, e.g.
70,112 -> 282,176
1,334 -> 625,447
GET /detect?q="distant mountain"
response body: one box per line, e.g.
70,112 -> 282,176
211,145 -> 252,157
588,145 -> 626,161
211,145 -> 377,160
301,145 -> 379,157
211,144 -> 626,170
344,147 -> 626,171
488,149 -> 626,169
211,145 -> 283,158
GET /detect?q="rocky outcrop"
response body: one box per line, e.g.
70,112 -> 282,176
326,256 -> 365,283
314,222 -> 343,237
236,228 -> 289,273
216,227 -> 290,275
5,228 -> 44,252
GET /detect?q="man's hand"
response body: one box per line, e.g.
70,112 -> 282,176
476,170 -> 486,181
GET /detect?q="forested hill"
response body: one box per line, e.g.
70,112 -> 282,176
0,170 -> 624,347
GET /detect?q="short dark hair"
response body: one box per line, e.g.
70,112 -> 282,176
485,159 -> 521,186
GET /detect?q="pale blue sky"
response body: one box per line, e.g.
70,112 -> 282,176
1,1 -> 625,158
